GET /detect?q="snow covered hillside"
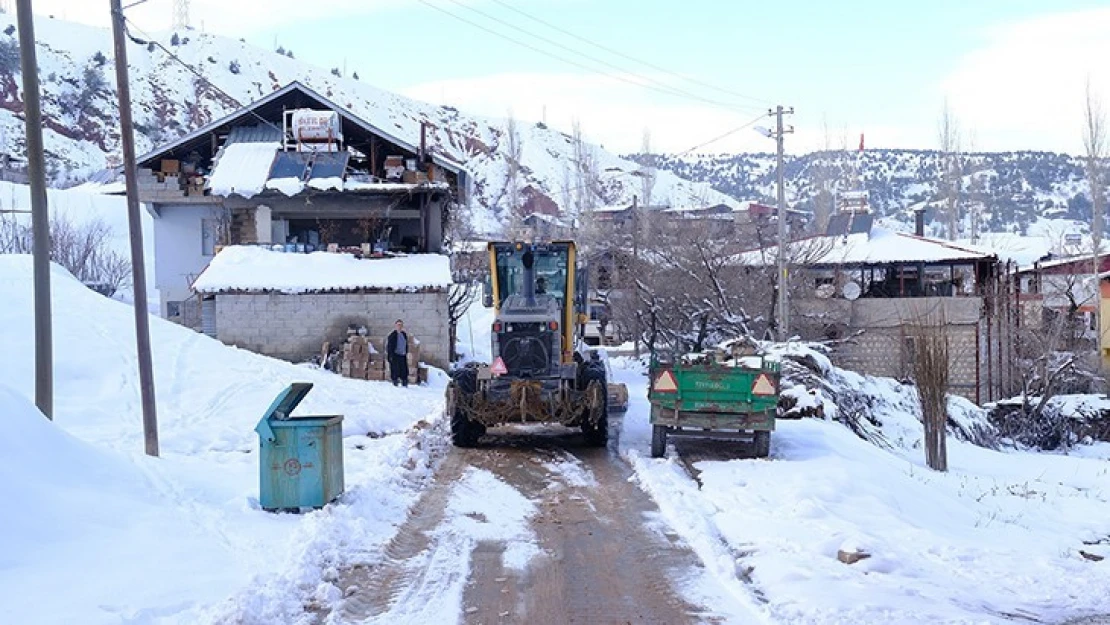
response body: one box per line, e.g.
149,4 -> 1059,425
637,149 -> 1098,238
612,353 -> 1110,624
0,14 -> 733,234
0,255 -> 452,624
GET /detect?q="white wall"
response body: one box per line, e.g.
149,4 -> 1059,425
153,205 -> 213,315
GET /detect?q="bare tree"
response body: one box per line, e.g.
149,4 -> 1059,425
1083,78 -> 1106,339
504,110 -> 524,229
0,211 -> 132,296
571,118 -> 600,217
908,317 -> 949,471
808,115 -> 839,234
444,200 -> 483,362
640,128 -> 656,210
938,100 -> 962,240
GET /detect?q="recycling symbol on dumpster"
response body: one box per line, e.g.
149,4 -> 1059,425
283,458 -> 302,476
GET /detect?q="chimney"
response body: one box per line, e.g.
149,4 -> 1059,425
914,208 -> 925,237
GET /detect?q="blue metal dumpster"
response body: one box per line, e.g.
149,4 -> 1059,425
254,382 -> 344,512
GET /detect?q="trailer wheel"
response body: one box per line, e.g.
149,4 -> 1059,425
579,362 -> 608,447
753,430 -> 771,458
651,425 -> 667,458
449,368 -> 482,448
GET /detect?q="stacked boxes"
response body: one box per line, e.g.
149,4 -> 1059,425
336,332 -> 429,385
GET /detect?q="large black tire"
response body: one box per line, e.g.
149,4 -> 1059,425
752,430 -> 771,458
651,424 -> 667,458
449,368 -> 483,447
579,361 -> 608,447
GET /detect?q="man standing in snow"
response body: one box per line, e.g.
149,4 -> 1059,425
386,319 -> 410,387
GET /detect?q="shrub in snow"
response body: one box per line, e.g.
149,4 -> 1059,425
276,45 -> 285,55
3,24 -> 14,36
170,33 -> 180,46
769,341 -> 998,450
0,38 -> 18,72
352,71 -> 359,80
228,60 -> 240,74
988,395 -> 1110,450
92,51 -> 107,67
286,50 -> 294,58
0,212 -> 130,297
331,67 -> 341,77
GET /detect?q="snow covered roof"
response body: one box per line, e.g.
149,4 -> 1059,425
735,227 -> 996,267
137,82 -> 466,177
957,233 -> 1053,267
192,246 -> 452,294
206,142 -> 280,199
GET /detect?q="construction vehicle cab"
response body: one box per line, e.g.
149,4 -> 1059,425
447,240 -> 608,447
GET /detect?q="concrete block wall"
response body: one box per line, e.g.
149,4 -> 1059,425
214,291 -> 451,368
832,325 -> 979,402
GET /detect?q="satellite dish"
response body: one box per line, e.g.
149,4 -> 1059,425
842,281 -> 861,301
815,284 -> 835,299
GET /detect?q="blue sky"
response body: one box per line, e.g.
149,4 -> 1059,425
43,0 -> 1110,155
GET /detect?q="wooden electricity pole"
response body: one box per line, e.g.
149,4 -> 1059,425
110,0 -> 159,456
16,0 -> 52,419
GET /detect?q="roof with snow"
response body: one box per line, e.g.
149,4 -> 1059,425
735,227 -> 996,267
191,246 -> 452,294
136,81 -> 467,200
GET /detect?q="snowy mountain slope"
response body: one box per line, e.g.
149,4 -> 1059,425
636,149 -> 1098,238
0,255 -> 452,624
0,14 -> 733,235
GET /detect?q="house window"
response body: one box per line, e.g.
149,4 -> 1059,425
201,218 -> 218,256
166,301 -> 182,318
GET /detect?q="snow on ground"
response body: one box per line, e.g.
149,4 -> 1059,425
0,180 -> 156,308
0,255 -> 449,625
455,301 -> 494,364
612,355 -> 1110,625
192,245 -> 453,294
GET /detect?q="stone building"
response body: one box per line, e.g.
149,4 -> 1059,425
738,226 -> 1017,403
191,246 -> 452,368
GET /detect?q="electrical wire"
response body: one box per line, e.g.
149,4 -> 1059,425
416,0 -> 764,114
489,0 -> 773,106
121,16 -> 283,134
439,0 -> 763,112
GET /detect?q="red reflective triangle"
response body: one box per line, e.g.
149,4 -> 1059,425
490,356 -> 508,376
653,369 -> 678,393
752,373 -> 776,396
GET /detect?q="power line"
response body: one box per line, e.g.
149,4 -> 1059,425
121,17 -> 282,134
672,112 -> 768,158
489,0 -> 773,106
416,0 -> 764,114
439,0 -> 762,112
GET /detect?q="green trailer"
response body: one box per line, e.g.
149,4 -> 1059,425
648,354 -> 781,458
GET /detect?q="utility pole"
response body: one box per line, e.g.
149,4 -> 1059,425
17,0 -> 52,419
631,194 -> 640,357
111,0 -> 160,457
770,105 -> 794,341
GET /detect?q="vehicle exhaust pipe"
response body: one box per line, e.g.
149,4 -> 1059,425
522,249 -> 537,307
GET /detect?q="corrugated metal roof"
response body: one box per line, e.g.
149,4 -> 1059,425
226,124 -> 283,144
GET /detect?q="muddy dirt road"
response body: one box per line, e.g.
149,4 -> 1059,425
322,420 -> 742,624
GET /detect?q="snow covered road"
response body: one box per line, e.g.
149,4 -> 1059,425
321,425 -> 760,624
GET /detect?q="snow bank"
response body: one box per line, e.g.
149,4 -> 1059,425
191,246 -> 452,294
0,255 -> 451,623
611,356 -> 1110,624
207,142 -> 279,198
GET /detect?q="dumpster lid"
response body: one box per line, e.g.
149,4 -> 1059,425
263,382 -> 314,420
255,382 -> 314,444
